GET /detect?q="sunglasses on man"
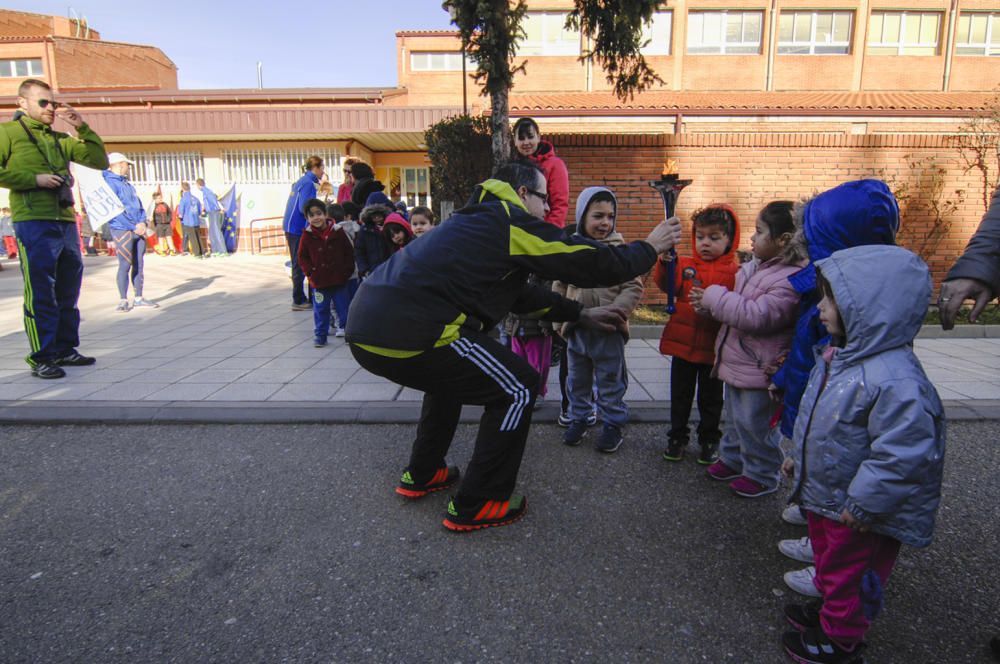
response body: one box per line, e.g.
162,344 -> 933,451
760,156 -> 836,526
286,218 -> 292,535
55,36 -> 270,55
37,99 -> 62,110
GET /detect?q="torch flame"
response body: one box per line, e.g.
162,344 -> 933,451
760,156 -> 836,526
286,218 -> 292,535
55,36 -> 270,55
662,160 -> 677,176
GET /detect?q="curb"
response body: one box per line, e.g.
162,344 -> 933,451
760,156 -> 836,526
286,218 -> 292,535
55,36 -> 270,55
2,400 -> 997,424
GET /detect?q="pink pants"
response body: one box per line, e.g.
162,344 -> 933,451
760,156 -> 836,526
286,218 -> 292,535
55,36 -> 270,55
807,511 -> 901,648
511,335 -> 552,398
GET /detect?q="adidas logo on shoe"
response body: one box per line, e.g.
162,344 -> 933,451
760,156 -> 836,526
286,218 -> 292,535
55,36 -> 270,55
442,495 -> 527,532
395,466 -> 459,499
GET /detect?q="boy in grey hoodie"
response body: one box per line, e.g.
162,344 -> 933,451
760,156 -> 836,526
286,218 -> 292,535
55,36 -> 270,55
554,187 -> 643,453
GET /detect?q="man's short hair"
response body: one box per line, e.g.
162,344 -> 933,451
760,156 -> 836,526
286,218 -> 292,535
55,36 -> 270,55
181,181 -> 190,191
196,178 -> 205,187
17,79 -> 50,97
493,161 -> 544,193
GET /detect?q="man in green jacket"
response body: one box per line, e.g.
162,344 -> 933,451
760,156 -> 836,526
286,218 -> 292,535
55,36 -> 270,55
0,78 -> 109,379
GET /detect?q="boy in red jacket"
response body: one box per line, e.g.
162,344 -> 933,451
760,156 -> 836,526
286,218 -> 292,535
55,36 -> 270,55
298,198 -> 356,347
655,205 -> 740,464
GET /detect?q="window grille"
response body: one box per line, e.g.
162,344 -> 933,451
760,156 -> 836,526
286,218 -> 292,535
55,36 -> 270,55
956,12 -> 1000,56
868,11 -> 941,55
124,152 -> 204,186
688,11 -> 764,54
222,149 -> 343,185
410,52 -> 475,71
778,11 -> 853,55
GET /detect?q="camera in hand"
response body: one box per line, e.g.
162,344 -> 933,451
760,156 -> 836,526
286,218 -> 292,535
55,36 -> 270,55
56,172 -> 75,208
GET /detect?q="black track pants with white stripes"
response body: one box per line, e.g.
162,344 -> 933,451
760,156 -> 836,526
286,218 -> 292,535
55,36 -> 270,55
350,330 -> 540,502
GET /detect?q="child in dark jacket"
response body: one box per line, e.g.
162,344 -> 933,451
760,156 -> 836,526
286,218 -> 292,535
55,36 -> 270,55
298,198 -> 356,347
356,194 -> 392,279
655,205 -> 740,465
382,212 -> 414,254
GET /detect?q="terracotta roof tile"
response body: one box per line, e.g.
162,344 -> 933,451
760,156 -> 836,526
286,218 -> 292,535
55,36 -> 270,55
510,91 -> 994,114
395,30 -> 460,37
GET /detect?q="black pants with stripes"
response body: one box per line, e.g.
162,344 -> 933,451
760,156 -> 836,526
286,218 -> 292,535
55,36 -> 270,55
350,329 -> 540,504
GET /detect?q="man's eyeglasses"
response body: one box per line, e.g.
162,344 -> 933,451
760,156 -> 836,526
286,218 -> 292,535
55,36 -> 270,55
525,188 -> 549,205
38,99 -> 62,110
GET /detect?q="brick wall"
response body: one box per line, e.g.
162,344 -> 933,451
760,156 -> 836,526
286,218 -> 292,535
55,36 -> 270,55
552,132 -> 985,303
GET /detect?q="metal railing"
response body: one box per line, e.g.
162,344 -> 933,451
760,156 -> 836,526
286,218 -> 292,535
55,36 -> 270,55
248,216 -> 284,255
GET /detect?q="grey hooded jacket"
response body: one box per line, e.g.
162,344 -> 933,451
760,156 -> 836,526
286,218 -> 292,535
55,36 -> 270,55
790,245 -> 946,548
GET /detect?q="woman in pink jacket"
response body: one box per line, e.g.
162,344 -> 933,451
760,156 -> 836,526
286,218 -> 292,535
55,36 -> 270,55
689,200 -> 807,498
512,117 -> 569,228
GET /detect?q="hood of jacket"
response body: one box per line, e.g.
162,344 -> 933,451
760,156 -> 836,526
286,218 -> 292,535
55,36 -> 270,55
815,245 -> 930,364
528,140 -> 557,163
382,213 -> 414,241
574,186 -> 617,237
360,203 -> 393,227
803,179 -> 899,261
465,178 -> 530,215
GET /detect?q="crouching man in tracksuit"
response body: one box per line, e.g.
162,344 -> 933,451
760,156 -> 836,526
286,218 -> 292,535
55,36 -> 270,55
346,161 -> 682,532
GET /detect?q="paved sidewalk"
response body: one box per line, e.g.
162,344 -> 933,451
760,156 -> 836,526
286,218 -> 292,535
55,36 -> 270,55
1,252 -> 998,422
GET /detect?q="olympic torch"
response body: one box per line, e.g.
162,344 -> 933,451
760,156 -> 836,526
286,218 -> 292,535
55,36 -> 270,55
648,160 -> 692,314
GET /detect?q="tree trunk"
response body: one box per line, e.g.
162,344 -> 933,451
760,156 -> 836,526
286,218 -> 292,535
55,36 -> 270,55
490,86 -> 511,173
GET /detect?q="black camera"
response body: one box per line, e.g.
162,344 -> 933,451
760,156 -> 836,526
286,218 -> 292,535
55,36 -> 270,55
57,173 -> 75,209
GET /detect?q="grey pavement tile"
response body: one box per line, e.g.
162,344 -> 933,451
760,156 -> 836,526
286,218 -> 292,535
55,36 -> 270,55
145,383 -> 226,401
210,357 -> 272,370
0,382 -> 48,399
0,359 -> 35,370
642,382 -> 670,400
203,383 -> 283,401
260,357 -> 322,370
267,383 -> 341,401
310,358 -> 360,369
66,368 -> 146,383
936,381 -> 1000,399
0,369 -> 25,380
157,356 -> 225,369
397,387 -> 425,401
236,347 -> 289,358
23,382 -> 107,400
935,385 -> 977,400
295,368 -> 355,384
331,383 -> 401,401
178,369 -> 250,383
346,369 -> 394,384
97,356 -> 172,370
131,367 -> 201,383
629,368 -> 669,383
81,383 -> 172,401
624,383 -> 652,402
236,368 -> 305,384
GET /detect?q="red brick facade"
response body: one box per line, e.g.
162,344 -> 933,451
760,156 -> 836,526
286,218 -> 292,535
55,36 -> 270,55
553,132 -> 985,301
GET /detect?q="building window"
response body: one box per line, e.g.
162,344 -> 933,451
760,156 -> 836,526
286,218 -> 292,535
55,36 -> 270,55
520,11 -> 581,56
0,59 -> 43,78
125,152 -> 204,186
956,12 -> 1000,56
868,11 -> 941,55
410,52 -> 474,71
687,11 -> 764,54
222,150 -> 342,185
640,11 -> 674,55
778,11 -> 852,54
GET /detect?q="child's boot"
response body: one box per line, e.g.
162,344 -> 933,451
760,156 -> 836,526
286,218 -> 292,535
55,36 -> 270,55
662,436 -> 687,462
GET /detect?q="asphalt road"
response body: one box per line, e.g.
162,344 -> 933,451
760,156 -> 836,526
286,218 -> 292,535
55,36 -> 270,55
1,421 -> 997,663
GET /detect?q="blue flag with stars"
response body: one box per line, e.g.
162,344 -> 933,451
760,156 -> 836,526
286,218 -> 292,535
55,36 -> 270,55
219,185 -> 240,253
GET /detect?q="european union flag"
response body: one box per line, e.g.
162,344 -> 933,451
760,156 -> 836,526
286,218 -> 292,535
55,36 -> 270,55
219,185 -> 240,253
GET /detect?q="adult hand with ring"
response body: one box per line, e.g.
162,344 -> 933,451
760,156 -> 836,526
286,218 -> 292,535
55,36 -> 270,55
938,277 -> 996,330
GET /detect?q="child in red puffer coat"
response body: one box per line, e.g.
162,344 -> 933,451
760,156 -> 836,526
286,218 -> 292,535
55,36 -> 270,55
655,205 -> 740,465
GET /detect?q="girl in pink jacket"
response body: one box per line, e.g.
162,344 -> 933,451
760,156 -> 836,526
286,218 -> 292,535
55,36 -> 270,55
689,200 -> 807,498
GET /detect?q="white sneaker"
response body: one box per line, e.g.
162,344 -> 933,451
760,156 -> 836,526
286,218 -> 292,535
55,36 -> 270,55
782,504 -> 808,526
334,327 -> 345,338
778,536 -> 814,563
783,566 -> 821,597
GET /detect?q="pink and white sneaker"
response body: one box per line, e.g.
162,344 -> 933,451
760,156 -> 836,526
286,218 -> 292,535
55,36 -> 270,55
730,475 -> 779,498
705,460 -> 741,481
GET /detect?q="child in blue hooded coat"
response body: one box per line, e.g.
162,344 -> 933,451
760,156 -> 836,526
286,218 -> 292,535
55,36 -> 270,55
780,245 -> 945,664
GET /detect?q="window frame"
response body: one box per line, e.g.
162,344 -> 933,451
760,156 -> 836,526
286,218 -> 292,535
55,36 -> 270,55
955,11 -> 1000,56
867,10 -> 942,56
222,149 -> 343,186
687,10 -> 765,55
519,11 -> 581,56
0,58 -> 43,78
640,11 -> 674,56
777,10 -> 853,55
409,51 -> 476,72
124,151 -> 205,187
